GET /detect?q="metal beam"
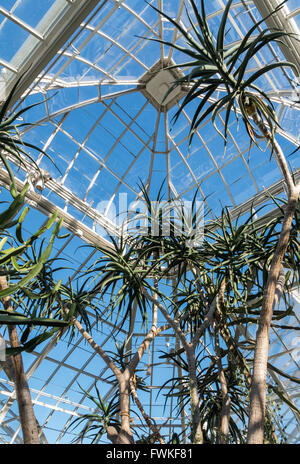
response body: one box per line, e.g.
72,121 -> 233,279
252,0 -> 300,76
0,0 -> 109,104
0,6 -> 44,40
0,167 -> 114,250
1,159 -> 298,252
29,77 -> 142,94
226,167 -> 300,221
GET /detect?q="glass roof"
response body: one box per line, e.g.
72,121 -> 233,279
0,0 -> 298,235
0,0 -> 299,444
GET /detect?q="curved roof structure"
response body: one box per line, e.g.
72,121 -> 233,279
0,0 -> 299,444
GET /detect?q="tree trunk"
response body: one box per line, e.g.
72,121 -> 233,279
247,196 -> 298,443
215,330 -> 230,443
143,288 -> 207,444
218,366 -> 231,443
186,345 -> 203,444
129,375 -> 165,444
8,325 -> 40,444
0,275 -> 40,444
117,371 -> 134,444
72,315 -> 168,445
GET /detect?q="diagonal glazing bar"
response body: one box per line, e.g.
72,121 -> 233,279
251,0 -> 300,76
0,0 -> 110,103
0,167 -> 115,250
44,0 -> 128,91
21,87 -> 141,136
0,6 -> 44,40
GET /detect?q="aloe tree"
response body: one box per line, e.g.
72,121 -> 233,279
132,179 -> 300,441
112,187 -> 231,444
68,261 -> 169,444
144,197 -> 300,442
11,182 -> 299,444
0,193 -> 67,445
159,345 -> 250,444
201,202 -> 300,442
101,185 -> 300,443
147,0 -> 300,443
14,195 -> 299,444
0,79 -> 66,444
14,243 -> 170,444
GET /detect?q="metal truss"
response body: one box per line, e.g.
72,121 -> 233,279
252,0 -> 300,76
0,0 -> 111,103
0,0 -> 299,444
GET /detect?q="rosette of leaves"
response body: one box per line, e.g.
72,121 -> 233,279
67,384 -> 120,444
147,0 -> 298,148
0,76 -> 57,194
0,211 -> 71,357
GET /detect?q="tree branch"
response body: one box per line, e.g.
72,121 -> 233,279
142,287 -> 188,350
72,316 -> 122,380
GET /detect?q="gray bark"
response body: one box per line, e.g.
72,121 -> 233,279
247,110 -> 300,443
0,275 -> 40,444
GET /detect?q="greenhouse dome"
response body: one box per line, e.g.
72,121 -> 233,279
0,0 -> 299,445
